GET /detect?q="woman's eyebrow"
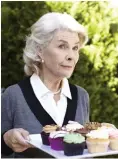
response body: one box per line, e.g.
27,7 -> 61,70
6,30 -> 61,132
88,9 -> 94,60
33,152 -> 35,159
75,41 -> 80,44
57,40 -> 80,44
57,40 -> 68,43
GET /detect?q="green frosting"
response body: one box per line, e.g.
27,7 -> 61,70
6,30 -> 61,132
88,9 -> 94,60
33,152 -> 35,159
63,133 -> 85,144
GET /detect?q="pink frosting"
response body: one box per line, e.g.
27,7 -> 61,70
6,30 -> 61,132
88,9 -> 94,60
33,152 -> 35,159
109,129 -> 118,139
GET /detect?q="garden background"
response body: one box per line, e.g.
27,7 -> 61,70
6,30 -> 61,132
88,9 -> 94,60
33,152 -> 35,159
1,1 -> 118,128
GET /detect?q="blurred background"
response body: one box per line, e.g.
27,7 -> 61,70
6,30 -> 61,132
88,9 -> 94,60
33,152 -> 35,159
1,1 -> 118,127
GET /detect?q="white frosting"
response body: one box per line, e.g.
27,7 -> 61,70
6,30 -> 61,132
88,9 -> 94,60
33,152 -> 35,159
86,130 -> 109,139
101,123 -> 117,129
98,126 -> 116,133
66,121 -> 84,131
68,121 -> 79,124
49,131 -> 68,138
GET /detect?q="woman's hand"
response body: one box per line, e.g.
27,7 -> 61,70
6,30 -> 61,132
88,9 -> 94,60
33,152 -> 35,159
3,128 -> 32,153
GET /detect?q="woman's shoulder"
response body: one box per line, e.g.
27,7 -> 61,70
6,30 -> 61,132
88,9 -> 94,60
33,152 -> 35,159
1,83 -> 22,110
2,83 -> 21,95
2,80 -> 26,102
76,85 -> 89,101
75,85 -> 88,94
2,77 -> 30,96
69,83 -> 89,101
69,83 -> 88,95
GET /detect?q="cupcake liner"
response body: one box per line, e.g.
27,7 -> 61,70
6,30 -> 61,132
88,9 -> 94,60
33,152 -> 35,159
109,138 -> 118,150
64,142 -> 85,156
41,132 -> 50,145
74,132 -> 87,148
86,140 -> 109,153
49,137 -> 64,150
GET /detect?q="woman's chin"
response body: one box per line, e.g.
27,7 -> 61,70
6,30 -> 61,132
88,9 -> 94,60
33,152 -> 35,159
57,72 -> 73,79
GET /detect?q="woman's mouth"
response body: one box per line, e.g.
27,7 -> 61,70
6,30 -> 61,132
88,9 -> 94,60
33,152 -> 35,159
61,65 -> 73,70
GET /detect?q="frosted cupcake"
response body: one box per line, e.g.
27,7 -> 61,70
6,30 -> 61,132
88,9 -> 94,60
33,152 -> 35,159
64,120 -> 84,132
41,124 -> 59,145
101,123 -> 117,129
75,128 -> 90,137
49,131 -> 68,150
109,129 -> 118,150
86,130 -> 109,153
98,125 -> 116,133
63,133 -> 85,156
85,122 -> 101,131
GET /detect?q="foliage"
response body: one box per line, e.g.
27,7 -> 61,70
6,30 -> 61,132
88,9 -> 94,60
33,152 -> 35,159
68,2 -> 118,127
1,1 -> 118,129
1,1 -> 51,86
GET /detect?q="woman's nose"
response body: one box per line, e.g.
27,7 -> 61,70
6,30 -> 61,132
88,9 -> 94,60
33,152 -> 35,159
67,57 -> 72,61
66,50 -> 75,61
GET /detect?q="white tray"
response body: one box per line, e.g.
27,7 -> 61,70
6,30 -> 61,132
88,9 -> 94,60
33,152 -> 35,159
26,134 -> 118,158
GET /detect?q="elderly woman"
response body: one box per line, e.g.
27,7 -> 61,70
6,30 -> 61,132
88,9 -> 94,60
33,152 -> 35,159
1,12 -> 89,157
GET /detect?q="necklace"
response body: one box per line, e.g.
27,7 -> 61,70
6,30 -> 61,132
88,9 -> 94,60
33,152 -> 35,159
53,88 -> 61,95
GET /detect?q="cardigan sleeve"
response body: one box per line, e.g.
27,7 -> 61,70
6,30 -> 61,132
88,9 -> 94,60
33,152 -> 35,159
75,85 -> 90,125
84,91 -> 90,123
1,87 -> 14,155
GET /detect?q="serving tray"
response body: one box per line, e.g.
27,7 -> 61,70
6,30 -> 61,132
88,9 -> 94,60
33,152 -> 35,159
26,134 -> 118,158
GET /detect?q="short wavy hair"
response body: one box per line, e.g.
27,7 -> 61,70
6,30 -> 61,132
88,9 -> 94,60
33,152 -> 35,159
23,12 -> 88,76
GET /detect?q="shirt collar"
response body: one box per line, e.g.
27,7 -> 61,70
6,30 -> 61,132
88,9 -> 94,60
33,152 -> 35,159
30,73 -> 72,99
61,78 -> 72,99
30,73 -> 49,99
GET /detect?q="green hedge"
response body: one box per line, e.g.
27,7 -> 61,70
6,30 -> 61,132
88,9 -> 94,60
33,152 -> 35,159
2,1 -> 118,128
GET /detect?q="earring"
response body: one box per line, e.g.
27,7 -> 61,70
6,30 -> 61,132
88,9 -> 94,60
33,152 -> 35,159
41,59 -> 44,63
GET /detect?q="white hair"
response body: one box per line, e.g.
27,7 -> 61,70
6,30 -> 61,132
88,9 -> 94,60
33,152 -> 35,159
23,12 -> 88,76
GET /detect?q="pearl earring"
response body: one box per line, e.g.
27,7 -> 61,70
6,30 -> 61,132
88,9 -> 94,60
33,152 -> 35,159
41,59 -> 44,63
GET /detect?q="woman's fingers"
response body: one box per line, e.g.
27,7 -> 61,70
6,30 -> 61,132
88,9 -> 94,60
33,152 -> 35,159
11,142 -> 30,152
13,129 -> 29,146
3,128 -> 31,152
18,128 -> 30,140
12,145 -> 29,152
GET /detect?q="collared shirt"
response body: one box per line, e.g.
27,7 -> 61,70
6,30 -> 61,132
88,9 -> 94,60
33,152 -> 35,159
30,73 -> 72,126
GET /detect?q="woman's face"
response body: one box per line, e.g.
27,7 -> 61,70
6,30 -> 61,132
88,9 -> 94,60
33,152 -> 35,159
40,30 -> 80,79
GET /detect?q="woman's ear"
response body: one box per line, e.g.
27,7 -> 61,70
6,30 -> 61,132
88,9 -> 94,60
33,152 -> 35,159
38,47 -> 44,61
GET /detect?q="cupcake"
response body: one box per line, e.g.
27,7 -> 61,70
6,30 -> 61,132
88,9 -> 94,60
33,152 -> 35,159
97,125 -> 116,132
109,129 -> 118,150
63,133 -> 85,156
75,128 -> 90,137
49,131 -> 68,150
101,123 -> 117,129
86,129 -> 109,153
41,124 -> 59,145
75,127 -> 90,149
85,122 -> 101,131
64,120 -> 84,132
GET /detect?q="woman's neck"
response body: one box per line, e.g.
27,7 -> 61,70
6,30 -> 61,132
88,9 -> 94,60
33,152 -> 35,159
39,72 -> 62,93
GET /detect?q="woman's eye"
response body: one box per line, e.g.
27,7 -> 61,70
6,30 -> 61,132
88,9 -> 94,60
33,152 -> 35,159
58,44 -> 67,49
73,46 -> 79,51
